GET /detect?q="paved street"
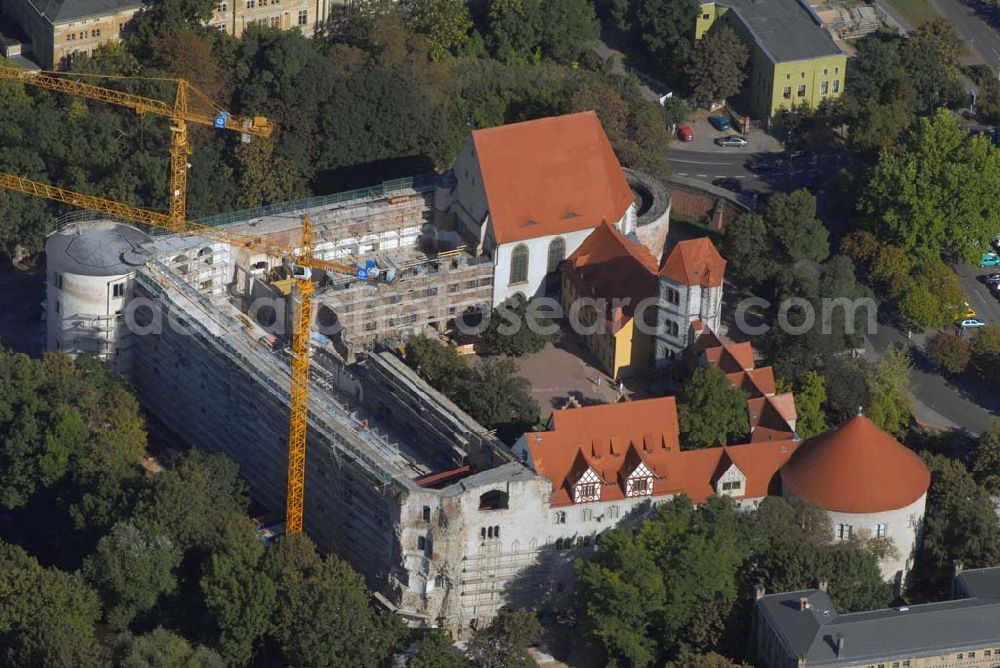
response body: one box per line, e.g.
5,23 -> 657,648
865,262 -> 1000,435
958,262 -> 1000,325
931,0 -> 1000,69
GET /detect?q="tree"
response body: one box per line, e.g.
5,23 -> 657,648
685,26 -> 748,106
0,541 -> 103,666
576,496 -> 749,665
110,628 -> 224,668
402,0 -> 473,61
486,0 -> 600,65
677,366 -> 750,448
463,357 -> 540,437
821,547 -> 892,612
896,259 -> 965,329
864,345 -> 911,435
765,190 -> 829,265
133,450 -> 249,552
264,534 -> 405,667
970,323 -> 1000,378
665,646 -> 746,668
638,0 -> 702,76
917,454 -> 1000,593
859,110 -> 1000,266
466,609 -> 542,668
822,356 -> 871,424
927,331 -> 971,374
722,212 -> 775,286
481,294 -> 559,356
793,371 -> 828,439
83,521 -> 182,630
972,420 -> 1000,495
412,629 -> 468,668
200,515 -> 276,665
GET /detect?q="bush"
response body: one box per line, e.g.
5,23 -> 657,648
927,331 -> 971,374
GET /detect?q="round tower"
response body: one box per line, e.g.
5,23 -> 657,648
780,415 -> 931,590
45,220 -> 151,368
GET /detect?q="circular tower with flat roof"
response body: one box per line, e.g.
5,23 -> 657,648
45,220 -> 151,368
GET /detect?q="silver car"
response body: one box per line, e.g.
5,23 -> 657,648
716,135 -> 749,148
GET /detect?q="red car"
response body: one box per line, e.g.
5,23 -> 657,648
678,125 -> 694,142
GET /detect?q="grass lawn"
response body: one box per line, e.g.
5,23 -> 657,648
883,0 -> 943,27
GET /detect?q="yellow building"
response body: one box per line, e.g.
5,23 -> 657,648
3,0 -> 344,69
696,0 -> 847,119
560,223 -> 658,380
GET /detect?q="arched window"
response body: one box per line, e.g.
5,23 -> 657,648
547,237 -> 565,273
509,244 -> 529,285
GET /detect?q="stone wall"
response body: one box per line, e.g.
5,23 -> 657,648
665,180 -> 747,230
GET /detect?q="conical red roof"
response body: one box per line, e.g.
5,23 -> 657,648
780,415 -> 930,513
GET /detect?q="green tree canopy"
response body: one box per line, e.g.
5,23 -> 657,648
486,0 -> 600,65
637,0 -> 702,77
792,371 -> 828,439
412,628 -> 468,668
677,366 -> 750,448
970,324 -> 1000,379
83,521 -> 182,630
972,420 -> 1000,495
859,110 -> 1000,266
402,0 -> 473,61
0,541 -> 104,666
927,331 -> 971,374
685,26 -> 748,106
481,294 -> 560,356
864,345 -> 911,436
110,628 -> 224,668
917,454 -> 1000,593
133,450 -> 249,552
263,534 -> 406,667
466,609 -> 542,668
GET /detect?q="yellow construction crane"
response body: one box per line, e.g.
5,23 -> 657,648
0,67 -> 363,534
0,67 -> 272,230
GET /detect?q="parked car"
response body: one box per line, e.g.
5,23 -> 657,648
678,125 -> 694,142
982,252 -> 1000,268
716,135 -> 749,148
746,156 -> 780,173
982,273 -> 1000,285
708,115 -> 731,131
712,177 -> 742,193
958,318 -> 987,329
952,302 -> 977,321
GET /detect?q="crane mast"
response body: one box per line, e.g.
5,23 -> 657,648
0,68 -> 352,536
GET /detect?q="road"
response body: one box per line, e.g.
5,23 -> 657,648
932,0 -> 1000,70
866,262 -> 1000,435
668,147 -> 851,194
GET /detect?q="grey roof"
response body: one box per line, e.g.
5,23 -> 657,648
25,0 -> 143,25
757,569 -> 1000,666
719,0 -> 843,63
47,221 -> 151,276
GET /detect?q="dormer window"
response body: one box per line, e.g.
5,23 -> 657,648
573,468 -> 601,503
624,461 -> 653,498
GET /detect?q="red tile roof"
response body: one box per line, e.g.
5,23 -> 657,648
563,223 -> 659,333
472,111 -> 634,245
781,415 -> 931,513
524,397 -> 799,506
726,367 -> 777,397
659,238 -> 727,287
704,340 -> 755,373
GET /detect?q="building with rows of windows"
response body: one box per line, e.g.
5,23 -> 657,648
754,565 -> 1000,668
1,0 -> 342,68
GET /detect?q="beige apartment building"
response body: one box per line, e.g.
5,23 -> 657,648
0,0 -> 347,69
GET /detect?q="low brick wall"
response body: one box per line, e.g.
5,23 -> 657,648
664,180 -> 747,230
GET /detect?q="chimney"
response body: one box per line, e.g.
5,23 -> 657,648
798,597 -> 811,611
835,635 -> 845,657
817,578 -> 829,593
754,584 -> 766,600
